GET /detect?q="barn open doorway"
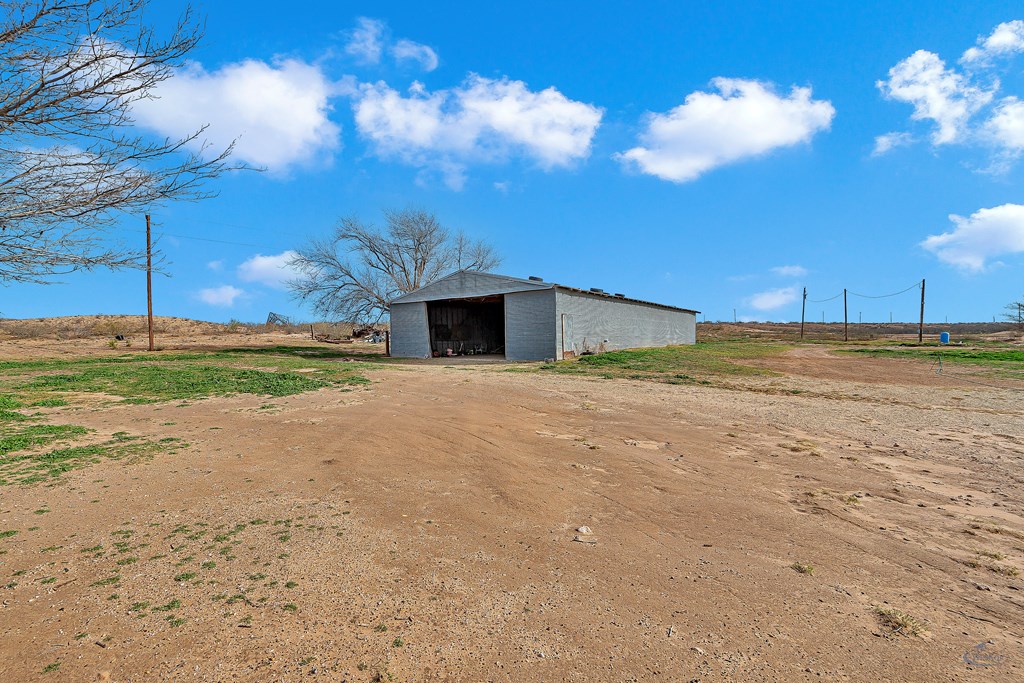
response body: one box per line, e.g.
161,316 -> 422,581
426,296 -> 505,357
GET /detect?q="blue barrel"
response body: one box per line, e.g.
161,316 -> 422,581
940,331 -> 950,344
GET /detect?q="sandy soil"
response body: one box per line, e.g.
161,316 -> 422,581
1,340 -> 1022,681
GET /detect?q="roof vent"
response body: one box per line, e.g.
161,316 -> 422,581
528,275 -> 543,282
614,293 -> 625,298
590,288 -> 605,293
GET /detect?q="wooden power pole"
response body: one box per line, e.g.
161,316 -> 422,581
918,278 -> 925,343
146,214 -> 154,352
843,289 -> 848,342
800,287 -> 806,339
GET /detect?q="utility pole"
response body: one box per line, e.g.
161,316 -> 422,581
843,289 -> 848,342
733,308 -> 736,323
800,287 -> 806,340
146,214 -> 154,352
918,278 -> 925,343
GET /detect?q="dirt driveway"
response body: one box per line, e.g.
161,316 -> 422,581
1,347 -> 1022,681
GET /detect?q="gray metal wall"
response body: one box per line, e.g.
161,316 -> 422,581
555,290 -> 696,356
504,290 -> 557,361
389,302 -> 430,358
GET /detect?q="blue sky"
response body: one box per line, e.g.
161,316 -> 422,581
5,1 -> 1024,323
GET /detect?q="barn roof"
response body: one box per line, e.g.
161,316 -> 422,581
391,270 -> 699,314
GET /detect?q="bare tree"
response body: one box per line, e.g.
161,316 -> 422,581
1003,296 -> 1024,331
289,208 -> 501,322
0,0 -> 243,284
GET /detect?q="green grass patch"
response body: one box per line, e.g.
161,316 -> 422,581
0,348 -> 368,486
90,575 -> 120,587
0,437 -> 175,487
21,364 -> 361,401
538,342 -> 788,383
153,599 -> 181,612
0,349 -> 371,404
842,347 -> 1024,379
0,424 -> 90,457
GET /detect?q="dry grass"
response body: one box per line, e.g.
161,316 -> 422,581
790,562 -> 814,575
0,316 -> 221,340
873,606 -> 928,637
0,316 -> 389,342
779,440 -> 821,456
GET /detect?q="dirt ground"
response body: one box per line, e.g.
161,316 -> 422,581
1,332 -> 1022,681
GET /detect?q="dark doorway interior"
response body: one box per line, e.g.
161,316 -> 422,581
427,297 -> 504,356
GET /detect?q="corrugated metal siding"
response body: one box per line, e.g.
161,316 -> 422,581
555,290 -> 696,354
504,290 -> 557,361
389,302 -> 430,358
391,271 -> 551,304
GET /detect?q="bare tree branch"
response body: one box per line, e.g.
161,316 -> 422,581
288,208 -> 501,323
0,0 -> 249,284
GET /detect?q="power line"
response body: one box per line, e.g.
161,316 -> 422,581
847,281 -> 922,299
154,231 -> 260,248
807,292 -> 843,303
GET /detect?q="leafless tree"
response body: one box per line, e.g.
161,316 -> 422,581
289,208 -> 501,323
0,0 -> 243,284
1003,296 -> 1024,331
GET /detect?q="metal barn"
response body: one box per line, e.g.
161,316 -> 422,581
389,271 -> 698,361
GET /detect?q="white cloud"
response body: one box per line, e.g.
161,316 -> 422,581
392,39 -> 439,72
987,97 -> 1024,152
877,50 -> 993,146
345,17 -> 385,64
771,265 -> 808,278
922,204 -> 1024,271
872,131 -> 915,156
749,286 -> 799,311
615,78 -> 834,183
343,18 -> 438,72
879,23 -> 1024,165
237,250 -> 300,289
133,58 -> 341,171
962,20 -> 1024,64
353,75 -> 602,188
206,260 -> 223,271
198,285 -> 244,307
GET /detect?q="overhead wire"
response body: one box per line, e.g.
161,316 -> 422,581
152,231 -> 260,248
847,281 -> 922,299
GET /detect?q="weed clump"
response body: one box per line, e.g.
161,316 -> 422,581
874,606 -> 928,637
